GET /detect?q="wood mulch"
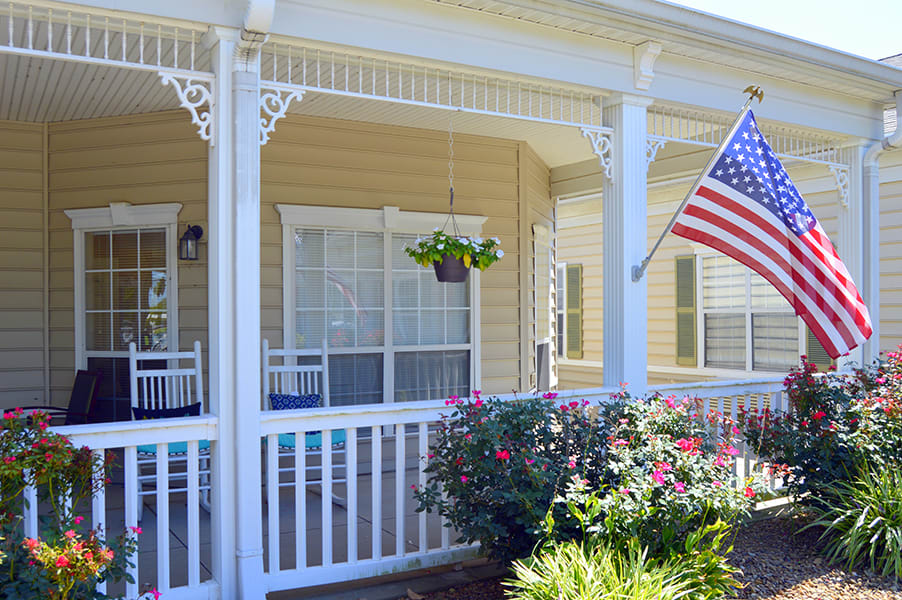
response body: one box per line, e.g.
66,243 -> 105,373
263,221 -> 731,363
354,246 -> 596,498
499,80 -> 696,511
400,516 -> 902,600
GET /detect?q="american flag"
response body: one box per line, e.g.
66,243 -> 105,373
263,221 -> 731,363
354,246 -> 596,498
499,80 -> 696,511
671,109 -> 871,359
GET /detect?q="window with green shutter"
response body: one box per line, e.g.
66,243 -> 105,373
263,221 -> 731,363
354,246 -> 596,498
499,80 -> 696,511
675,256 -> 697,366
565,264 -> 583,359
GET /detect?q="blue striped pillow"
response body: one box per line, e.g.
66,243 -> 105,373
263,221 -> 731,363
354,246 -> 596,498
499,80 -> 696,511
269,393 -> 322,411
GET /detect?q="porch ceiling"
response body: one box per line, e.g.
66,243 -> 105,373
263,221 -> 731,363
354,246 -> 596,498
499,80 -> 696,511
0,54 -> 180,122
0,50 -> 598,167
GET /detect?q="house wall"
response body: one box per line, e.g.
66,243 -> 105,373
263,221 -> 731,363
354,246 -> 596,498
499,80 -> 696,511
880,150 -> 902,351
45,111 -> 208,406
260,114 -> 538,396
0,121 -> 46,406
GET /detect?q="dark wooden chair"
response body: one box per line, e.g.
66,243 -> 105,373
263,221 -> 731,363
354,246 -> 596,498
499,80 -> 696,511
17,370 -> 102,425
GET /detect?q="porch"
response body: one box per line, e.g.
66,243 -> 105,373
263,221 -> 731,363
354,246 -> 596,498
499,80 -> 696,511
1,2 -> 898,600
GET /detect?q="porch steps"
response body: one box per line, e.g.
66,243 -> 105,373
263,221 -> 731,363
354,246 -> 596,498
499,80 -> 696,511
268,558 -> 505,600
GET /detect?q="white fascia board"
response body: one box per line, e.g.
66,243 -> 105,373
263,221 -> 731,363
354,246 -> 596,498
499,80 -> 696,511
70,0 -> 243,28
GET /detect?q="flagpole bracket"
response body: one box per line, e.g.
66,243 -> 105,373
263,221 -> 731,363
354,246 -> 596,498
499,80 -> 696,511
631,258 -> 649,283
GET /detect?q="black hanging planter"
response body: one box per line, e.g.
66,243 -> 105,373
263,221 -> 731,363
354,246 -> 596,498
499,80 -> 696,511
433,254 -> 470,283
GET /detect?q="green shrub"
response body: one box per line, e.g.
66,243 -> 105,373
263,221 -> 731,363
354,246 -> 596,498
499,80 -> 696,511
804,465 -> 902,580
414,392 -> 608,562
505,540 -> 692,600
740,353 -> 902,506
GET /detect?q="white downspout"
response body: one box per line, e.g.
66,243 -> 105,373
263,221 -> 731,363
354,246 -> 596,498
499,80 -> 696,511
861,90 -> 901,360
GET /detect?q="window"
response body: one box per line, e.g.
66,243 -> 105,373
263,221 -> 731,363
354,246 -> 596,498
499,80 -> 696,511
556,263 -> 584,360
67,203 -> 180,398
556,264 -> 566,357
675,251 -> 829,373
534,224 -> 554,390
279,205 -> 485,406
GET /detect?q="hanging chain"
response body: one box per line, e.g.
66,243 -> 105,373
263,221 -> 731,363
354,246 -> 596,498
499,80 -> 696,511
443,117 -> 461,235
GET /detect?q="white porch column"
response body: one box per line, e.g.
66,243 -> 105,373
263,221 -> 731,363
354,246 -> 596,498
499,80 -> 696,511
861,146 -> 881,362
602,94 -> 653,392
204,27 -> 238,596
232,57 -> 266,599
839,143 -> 871,366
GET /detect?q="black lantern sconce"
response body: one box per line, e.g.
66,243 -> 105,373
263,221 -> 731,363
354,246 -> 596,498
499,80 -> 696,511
179,225 -> 203,261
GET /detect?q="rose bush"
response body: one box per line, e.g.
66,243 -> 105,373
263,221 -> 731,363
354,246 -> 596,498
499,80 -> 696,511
414,391 -> 607,562
0,409 -> 140,599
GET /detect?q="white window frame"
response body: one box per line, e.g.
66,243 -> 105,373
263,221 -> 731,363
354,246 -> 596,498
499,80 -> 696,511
693,247 -> 805,372
66,202 -> 182,371
533,223 -> 556,388
276,204 -> 487,404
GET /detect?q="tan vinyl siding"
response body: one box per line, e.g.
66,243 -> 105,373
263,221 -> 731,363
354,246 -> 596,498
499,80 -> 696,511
261,115 -> 524,395
523,144 -> 553,389
0,121 -> 45,408
47,111 -> 207,405
880,152 -> 902,350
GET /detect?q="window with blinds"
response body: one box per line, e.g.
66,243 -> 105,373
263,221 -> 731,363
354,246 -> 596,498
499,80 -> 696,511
83,228 -> 171,397
698,254 -> 798,372
293,227 -> 472,405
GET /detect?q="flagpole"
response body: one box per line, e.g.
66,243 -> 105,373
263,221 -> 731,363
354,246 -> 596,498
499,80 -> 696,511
631,86 -> 764,282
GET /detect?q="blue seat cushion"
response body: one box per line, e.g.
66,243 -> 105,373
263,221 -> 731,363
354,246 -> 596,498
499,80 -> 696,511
138,439 -> 211,455
269,392 -> 322,410
277,430 -> 346,450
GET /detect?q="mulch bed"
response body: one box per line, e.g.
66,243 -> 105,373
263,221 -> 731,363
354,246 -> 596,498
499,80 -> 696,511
402,516 -> 902,600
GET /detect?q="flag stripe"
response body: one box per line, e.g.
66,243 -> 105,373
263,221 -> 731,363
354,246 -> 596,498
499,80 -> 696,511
692,183 -> 871,337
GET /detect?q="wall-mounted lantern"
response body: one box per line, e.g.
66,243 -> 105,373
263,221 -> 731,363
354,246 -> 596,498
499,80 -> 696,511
179,225 -> 203,261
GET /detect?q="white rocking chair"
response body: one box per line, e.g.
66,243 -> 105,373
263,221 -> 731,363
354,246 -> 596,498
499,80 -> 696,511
128,340 -> 210,520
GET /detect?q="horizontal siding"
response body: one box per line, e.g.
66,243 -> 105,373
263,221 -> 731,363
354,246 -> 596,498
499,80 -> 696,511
880,154 -> 902,351
0,121 -> 45,408
262,114 -> 524,396
47,111 -> 208,405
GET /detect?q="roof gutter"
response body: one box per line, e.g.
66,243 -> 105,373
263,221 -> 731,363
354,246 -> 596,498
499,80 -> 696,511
865,91 -> 902,165
235,0 -> 274,69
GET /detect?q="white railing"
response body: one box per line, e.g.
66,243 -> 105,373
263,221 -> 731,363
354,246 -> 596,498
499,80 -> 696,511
259,400 -> 480,593
47,416 -> 220,600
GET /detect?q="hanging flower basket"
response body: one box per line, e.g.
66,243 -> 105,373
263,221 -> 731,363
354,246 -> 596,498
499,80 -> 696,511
405,230 -> 503,283
433,254 -> 470,282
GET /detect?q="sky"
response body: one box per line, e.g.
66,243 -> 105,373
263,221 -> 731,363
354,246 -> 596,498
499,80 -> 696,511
668,0 -> 901,61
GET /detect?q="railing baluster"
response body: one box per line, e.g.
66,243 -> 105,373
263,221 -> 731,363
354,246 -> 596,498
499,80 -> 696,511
187,440 -> 200,586
173,26 -> 178,68
156,24 -> 161,66
84,14 -> 89,56
139,22 -> 143,63
267,433 -> 280,572
156,443 -> 170,591
23,476 -> 37,538
103,16 -> 108,59
124,446 -> 139,600
26,5 -> 31,48
347,427 -> 358,563
418,422 -> 428,553
371,425 -> 382,560
394,426 -> 405,557
46,8 -> 51,51
66,11 -> 71,54
121,18 -> 125,61
295,431 -> 307,568
322,429 -> 333,566
92,449 -> 107,595
7,2 -> 12,48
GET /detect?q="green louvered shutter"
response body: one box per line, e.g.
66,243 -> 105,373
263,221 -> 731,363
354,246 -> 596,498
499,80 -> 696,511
806,326 -> 834,372
565,264 -> 583,359
675,256 -> 697,366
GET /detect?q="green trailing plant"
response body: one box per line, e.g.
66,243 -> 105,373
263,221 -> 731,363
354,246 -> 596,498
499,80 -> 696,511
404,230 -> 503,271
803,465 -> 902,581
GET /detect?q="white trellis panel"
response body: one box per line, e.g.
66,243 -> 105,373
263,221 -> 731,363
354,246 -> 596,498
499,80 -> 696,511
1,0 -> 212,78
259,40 -> 606,128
